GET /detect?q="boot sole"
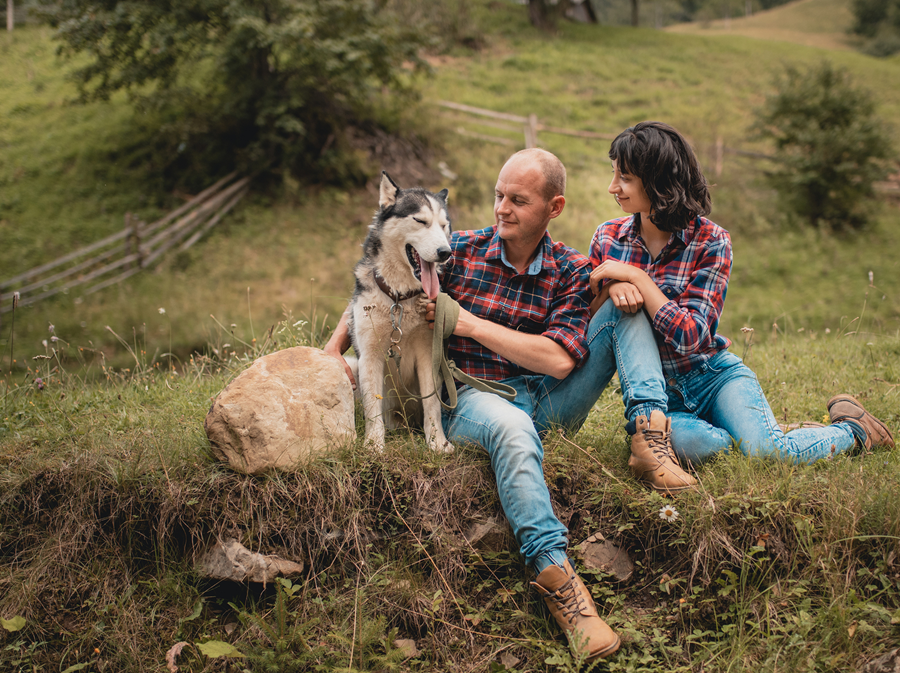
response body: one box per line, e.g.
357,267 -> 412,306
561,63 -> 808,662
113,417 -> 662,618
827,395 -> 895,448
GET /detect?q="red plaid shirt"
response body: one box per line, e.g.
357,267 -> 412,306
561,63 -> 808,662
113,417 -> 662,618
442,227 -> 591,381
589,215 -> 733,376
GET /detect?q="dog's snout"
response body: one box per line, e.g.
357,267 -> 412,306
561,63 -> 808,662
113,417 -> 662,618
437,248 -> 451,263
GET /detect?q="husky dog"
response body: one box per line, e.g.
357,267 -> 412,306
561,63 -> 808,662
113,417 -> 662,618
347,173 -> 454,453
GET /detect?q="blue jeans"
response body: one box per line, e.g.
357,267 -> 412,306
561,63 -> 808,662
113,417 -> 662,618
666,349 -> 858,465
441,299 -> 669,573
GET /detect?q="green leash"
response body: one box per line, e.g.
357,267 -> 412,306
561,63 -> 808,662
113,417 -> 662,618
431,292 -> 517,411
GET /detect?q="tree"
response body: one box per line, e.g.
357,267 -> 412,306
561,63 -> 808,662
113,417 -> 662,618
850,0 -> 900,56
36,0 -> 429,186
753,62 -> 895,231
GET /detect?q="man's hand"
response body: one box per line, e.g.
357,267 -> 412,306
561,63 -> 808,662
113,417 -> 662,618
323,310 -> 357,389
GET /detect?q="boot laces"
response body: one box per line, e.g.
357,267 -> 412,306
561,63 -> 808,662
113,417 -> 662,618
644,427 -> 676,464
543,574 -> 586,625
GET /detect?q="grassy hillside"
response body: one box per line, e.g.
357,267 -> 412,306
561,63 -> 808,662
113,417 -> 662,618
2,3 -> 899,374
667,0 -> 860,51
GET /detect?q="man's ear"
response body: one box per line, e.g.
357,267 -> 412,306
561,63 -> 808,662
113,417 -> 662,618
547,195 -> 565,220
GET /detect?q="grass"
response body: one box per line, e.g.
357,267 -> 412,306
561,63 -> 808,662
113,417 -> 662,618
2,1 -> 900,670
2,2 -> 900,369
667,0 -> 861,51
1,319 -> 898,671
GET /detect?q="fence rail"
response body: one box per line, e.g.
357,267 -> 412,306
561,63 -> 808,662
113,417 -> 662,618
0,172 -> 249,315
435,100 -> 781,177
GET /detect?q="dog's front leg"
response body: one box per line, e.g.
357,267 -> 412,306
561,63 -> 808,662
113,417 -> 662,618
414,340 -> 453,454
357,351 -> 387,452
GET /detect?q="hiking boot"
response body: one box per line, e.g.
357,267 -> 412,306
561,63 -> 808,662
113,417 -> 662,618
531,559 -> 620,660
827,395 -> 894,451
778,421 -> 825,433
629,410 -> 697,494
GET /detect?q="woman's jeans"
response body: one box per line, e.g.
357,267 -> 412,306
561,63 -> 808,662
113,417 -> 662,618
440,299 -> 669,572
666,349 -> 858,465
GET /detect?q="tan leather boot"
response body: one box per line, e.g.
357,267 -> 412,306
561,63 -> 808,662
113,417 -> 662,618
628,410 -> 696,494
827,395 -> 894,450
531,559 -> 620,660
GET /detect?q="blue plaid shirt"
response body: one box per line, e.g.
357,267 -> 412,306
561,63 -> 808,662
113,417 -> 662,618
442,227 -> 591,381
590,215 -> 733,376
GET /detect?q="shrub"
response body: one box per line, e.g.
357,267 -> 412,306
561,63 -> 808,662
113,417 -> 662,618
753,62 -> 895,231
34,0 -> 431,187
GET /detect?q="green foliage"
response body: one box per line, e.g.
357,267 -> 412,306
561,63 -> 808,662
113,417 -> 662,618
851,0 -> 900,56
34,0 -> 429,184
753,62 -> 895,231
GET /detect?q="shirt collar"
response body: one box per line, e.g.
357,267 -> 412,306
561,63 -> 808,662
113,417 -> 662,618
488,227 -> 553,275
619,214 -> 698,248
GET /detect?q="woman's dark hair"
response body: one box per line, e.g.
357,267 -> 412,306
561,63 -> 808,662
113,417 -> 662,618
608,121 -> 711,232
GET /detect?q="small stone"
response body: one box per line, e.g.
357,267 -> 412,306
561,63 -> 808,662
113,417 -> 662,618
863,648 -> 900,673
576,531 -> 634,582
196,538 -> 305,584
394,638 -> 419,659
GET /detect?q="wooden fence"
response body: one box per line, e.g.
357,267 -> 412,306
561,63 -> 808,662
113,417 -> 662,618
436,100 -> 777,178
0,172 -> 249,315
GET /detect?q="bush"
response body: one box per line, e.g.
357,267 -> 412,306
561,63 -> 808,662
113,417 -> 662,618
34,0 -> 431,187
753,62 -> 895,231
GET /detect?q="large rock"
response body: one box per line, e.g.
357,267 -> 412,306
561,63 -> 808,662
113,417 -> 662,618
205,346 -> 356,474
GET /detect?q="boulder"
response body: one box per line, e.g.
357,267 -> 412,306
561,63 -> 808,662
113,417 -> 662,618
205,346 -> 356,474
196,538 -> 305,584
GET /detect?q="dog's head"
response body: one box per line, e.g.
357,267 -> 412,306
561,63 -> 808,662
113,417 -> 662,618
371,172 -> 452,300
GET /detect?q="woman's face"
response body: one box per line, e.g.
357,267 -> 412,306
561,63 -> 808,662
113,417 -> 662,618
608,160 -> 652,216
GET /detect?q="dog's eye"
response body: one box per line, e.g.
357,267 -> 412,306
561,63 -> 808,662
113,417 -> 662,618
413,217 -> 428,225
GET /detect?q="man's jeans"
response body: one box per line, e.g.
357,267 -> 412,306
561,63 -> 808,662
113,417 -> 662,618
440,299 -> 668,572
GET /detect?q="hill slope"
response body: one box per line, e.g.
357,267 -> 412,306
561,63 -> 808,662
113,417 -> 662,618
666,0 -> 858,51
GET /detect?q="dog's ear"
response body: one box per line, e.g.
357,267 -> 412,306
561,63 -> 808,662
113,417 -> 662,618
437,188 -> 449,204
379,172 -> 400,208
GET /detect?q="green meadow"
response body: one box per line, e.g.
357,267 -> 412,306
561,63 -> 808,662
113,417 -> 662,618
1,0 -> 900,670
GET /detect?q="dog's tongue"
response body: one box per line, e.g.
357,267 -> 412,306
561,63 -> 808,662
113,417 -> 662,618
420,260 -> 440,300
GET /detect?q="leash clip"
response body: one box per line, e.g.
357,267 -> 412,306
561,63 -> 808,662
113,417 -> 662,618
389,302 -> 404,346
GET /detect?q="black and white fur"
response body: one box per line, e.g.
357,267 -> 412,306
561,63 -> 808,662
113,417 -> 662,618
347,173 -> 454,453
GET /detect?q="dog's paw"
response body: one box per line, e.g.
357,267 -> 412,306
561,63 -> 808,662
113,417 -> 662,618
364,433 -> 386,454
429,437 -> 455,454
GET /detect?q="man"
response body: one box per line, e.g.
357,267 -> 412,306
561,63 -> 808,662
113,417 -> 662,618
326,149 -> 621,660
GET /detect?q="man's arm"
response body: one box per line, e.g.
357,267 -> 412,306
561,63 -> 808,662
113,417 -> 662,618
323,308 -> 356,389
427,303 -> 577,379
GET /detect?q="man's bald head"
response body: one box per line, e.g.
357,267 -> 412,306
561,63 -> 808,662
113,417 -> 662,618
505,148 -> 567,201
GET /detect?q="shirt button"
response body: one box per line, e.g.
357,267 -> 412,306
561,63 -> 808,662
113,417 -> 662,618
667,378 -> 677,387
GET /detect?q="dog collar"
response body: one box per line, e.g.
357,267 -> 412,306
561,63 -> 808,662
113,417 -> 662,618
373,270 -> 421,303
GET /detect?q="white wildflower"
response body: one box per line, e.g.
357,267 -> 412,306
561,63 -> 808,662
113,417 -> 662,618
659,505 -> 679,522
158,308 -> 166,315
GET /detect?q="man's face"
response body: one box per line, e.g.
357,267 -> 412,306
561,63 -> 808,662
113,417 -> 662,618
493,156 -> 559,250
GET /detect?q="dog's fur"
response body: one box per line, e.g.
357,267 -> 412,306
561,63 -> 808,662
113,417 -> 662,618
347,173 -> 454,453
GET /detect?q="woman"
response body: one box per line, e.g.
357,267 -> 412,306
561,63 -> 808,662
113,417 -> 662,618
589,121 -> 893,487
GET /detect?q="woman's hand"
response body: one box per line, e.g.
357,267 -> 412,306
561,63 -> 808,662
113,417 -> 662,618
607,281 -> 644,313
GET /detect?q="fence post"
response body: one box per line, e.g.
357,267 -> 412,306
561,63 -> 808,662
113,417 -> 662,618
715,136 -> 724,178
134,218 -> 146,268
7,0 -> 13,32
525,113 -> 538,149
